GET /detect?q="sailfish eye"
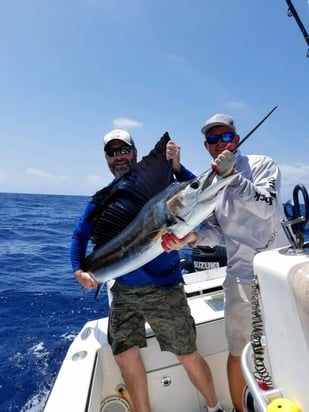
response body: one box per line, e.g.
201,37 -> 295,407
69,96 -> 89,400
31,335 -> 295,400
190,181 -> 199,189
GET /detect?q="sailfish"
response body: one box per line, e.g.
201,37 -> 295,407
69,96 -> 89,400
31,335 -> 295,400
83,132 -> 238,284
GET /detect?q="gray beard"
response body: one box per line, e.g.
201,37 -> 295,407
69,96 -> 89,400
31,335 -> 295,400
113,165 -> 131,179
109,156 -> 137,179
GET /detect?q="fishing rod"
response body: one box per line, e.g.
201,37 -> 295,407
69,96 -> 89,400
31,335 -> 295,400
286,0 -> 309,57
233,105 -> 278,153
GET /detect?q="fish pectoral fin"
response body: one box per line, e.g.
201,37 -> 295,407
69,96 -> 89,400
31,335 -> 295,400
94,282 -> 105,300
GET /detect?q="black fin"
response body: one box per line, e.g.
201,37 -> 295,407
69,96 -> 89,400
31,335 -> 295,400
85,132 -> 173,260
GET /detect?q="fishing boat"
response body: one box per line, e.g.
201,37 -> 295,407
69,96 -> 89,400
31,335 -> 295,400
44,241 -> 309,411
44,170 -> 309,412
44,223 -> 309,411
44,262 -> 232,412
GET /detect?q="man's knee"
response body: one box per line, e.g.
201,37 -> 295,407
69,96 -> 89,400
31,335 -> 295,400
177,351 -> 201,367
114,345 -> 141,367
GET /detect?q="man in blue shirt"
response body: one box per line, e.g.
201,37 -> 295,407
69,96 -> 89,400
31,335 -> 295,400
70,129 -> 225,412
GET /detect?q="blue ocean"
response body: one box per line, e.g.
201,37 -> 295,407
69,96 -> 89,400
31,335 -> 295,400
1,192 -> 308,411
0,193 -> 109,411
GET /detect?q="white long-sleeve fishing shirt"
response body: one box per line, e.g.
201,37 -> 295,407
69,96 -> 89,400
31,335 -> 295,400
196,150 -> 288,286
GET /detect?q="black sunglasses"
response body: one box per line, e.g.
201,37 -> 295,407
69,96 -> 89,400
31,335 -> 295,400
205,132 -> 235,145
105,146 -> 133,157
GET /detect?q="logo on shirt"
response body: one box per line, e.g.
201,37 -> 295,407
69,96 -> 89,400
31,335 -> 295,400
268,177 -> 276,191
254,191 -> 273,205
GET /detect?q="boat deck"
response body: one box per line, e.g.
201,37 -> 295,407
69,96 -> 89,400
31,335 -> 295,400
45,267 -> 233,411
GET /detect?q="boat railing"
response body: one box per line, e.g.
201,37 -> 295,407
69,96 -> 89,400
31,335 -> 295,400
241,340 -> 282,412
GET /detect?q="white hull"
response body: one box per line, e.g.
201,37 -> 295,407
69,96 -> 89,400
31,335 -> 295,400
45,245 -> 309,412
242,245 -> 309,412
44,267 -> 233,411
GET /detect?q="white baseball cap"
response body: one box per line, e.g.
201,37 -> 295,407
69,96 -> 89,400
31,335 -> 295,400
103,129 -> 135,149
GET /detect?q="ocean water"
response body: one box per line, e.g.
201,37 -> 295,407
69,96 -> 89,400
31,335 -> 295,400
0,192 -> 308,411
0,193 -> 109,411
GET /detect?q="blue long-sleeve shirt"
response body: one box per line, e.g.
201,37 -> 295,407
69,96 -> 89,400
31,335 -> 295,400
70,165 -> 194,287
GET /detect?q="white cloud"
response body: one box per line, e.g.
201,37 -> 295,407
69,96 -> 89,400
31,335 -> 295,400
25,169 -> 73,184
225,100 -> 248,111
25,168 -> 54,179
113,117 -> 144,129
86,175 -> 104,187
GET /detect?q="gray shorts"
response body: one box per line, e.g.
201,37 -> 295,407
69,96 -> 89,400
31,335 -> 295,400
108,281 -> 197,356
224,282 -> 253,356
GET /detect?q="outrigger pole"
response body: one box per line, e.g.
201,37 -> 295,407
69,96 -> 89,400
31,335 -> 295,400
285,0 -> 309,57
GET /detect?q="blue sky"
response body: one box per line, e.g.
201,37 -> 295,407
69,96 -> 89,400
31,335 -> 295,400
1,0 -> 308,202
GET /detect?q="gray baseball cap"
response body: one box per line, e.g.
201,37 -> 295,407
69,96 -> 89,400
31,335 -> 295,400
201,113 -> 236,135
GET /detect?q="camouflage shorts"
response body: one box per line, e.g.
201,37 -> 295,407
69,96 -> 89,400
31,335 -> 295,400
108,281 -> 197,356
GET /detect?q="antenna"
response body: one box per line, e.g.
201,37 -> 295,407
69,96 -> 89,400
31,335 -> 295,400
286,0 -> 309,57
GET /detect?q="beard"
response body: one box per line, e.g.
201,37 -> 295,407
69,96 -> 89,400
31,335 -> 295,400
109,155 -> 137,179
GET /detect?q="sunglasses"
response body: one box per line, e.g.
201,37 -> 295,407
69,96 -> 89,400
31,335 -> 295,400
205,132 -> 235,145
105,146 -> 133,157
